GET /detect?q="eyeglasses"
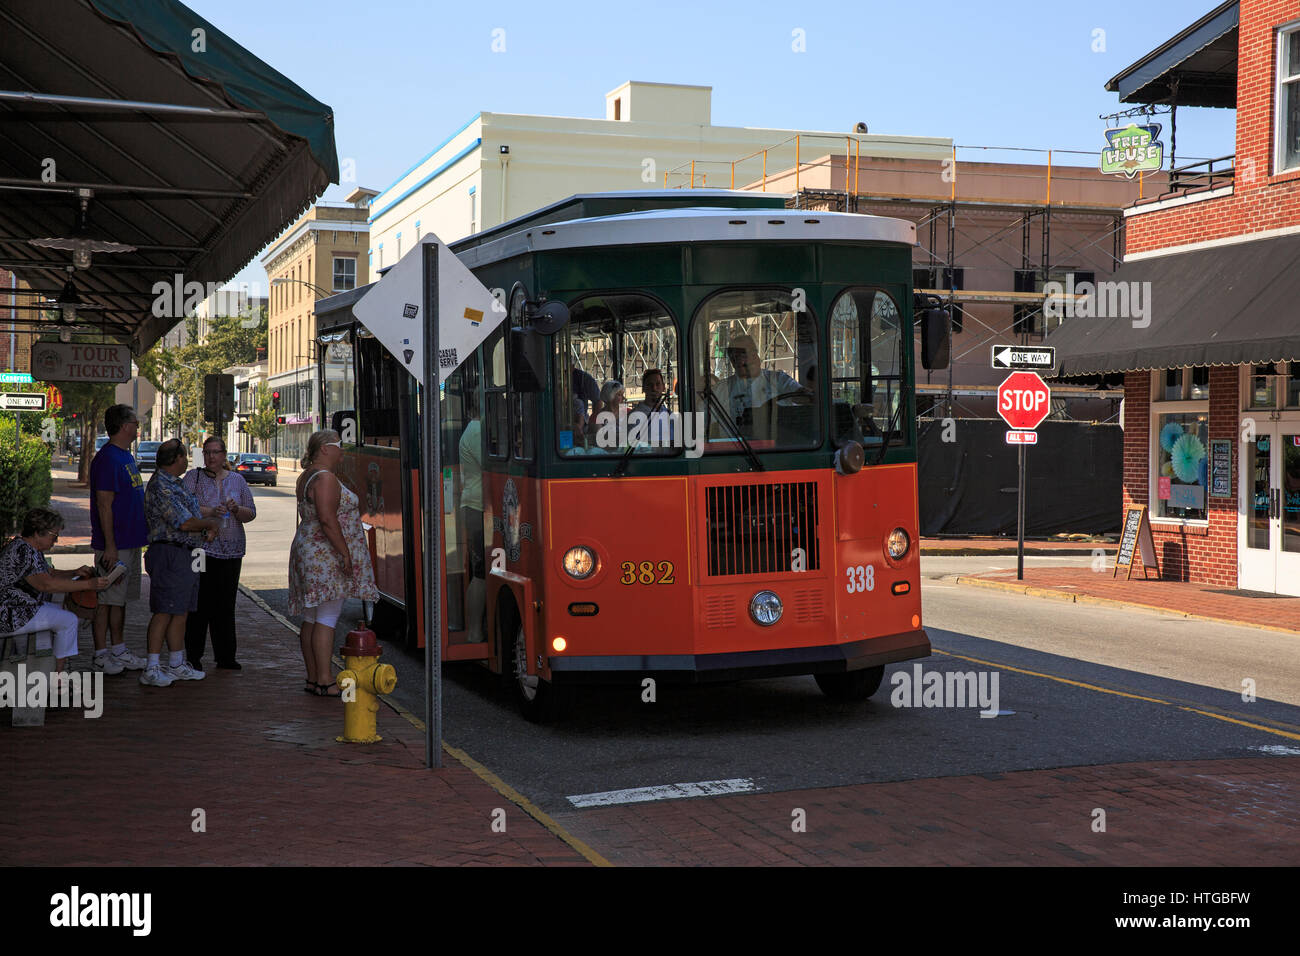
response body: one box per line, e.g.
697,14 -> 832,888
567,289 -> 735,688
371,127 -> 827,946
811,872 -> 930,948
322,441 -> 343,449
203,449 -> 226,455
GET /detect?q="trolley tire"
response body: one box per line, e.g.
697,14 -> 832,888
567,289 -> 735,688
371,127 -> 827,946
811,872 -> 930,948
511,623 -> 557,723
815,666 -> 885,701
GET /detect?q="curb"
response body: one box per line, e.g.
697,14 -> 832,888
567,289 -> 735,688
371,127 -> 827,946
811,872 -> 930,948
921,547 -> 1115,556
237,582 -> 610,867
954,575 -> 1300,636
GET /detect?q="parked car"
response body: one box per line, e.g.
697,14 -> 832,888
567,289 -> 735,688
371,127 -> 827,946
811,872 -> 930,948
135,440 -> 162,472
94,435 -> 109,453
232,453 -> 277,486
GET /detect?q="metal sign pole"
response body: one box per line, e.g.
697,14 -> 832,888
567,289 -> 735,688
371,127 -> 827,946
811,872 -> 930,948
1017,444 -> 1026,581
421,243 -> 443,769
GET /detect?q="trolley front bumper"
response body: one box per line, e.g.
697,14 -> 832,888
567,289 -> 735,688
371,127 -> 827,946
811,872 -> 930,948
547,628 -> 931,684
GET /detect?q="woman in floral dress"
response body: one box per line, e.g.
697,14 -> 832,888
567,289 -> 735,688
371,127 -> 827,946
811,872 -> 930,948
288,429 -> 378,696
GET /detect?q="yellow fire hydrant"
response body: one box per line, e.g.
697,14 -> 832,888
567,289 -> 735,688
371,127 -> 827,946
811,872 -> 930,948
336,625 -> 397,744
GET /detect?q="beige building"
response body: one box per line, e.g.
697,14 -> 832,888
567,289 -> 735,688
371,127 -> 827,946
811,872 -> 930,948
367,81 -> 950,263
260,190 -> 373,464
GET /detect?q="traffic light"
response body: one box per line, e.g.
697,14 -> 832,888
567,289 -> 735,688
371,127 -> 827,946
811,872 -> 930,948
271,389 -> 281,410
276,415 -> 286,425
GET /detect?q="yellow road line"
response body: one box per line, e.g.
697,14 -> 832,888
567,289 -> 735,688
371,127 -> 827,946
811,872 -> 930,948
243,583 -> 613,866
933,648 -> 1300,742
384,696 -> 613,867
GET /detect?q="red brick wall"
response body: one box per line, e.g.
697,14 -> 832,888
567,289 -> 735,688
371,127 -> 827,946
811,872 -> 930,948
1122,370 -> 1239,586
1127,0 -> 1300,254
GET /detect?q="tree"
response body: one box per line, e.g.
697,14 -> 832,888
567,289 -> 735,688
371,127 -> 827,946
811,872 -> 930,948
137,310 -> 267,445
244,386 -> 278,452
58,381 -> 118,483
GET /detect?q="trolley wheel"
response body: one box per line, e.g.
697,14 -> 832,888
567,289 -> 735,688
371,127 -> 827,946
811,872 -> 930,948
815,666 -> 885,701
511,623 -> 557,723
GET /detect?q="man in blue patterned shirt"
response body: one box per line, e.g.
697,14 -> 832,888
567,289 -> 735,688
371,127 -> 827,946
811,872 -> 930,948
139,440 -> 219,688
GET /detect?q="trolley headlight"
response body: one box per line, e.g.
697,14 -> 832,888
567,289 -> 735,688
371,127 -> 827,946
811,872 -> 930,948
749,590 -> 783,626
887,528 -> 910,560
563,546 -> 598,579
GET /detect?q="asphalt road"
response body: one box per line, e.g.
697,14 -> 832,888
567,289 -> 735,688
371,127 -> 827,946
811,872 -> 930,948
239,510 -> 1300,816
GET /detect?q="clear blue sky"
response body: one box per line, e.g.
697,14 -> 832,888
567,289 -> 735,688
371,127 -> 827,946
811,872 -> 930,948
188,0 -> 1236,291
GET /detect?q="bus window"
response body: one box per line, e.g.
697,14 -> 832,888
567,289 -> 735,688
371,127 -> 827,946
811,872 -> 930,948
321,336 -> 355,443
484,325 -> 509,460
356,335 -> 404,446
829,289 -> 904,449
445,359 -> 484,640
693,289 -> 819,451
553,293 -> 678,457
512,392 -> 536,461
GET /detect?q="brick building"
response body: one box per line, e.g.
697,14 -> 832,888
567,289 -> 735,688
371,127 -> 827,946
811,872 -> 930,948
1050,0 -> 1300,596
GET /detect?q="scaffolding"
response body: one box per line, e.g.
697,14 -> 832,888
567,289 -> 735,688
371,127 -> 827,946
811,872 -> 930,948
666,138 -> 1154,419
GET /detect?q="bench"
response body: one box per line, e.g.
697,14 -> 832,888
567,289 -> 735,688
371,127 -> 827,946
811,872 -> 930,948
0,629 -> 56,727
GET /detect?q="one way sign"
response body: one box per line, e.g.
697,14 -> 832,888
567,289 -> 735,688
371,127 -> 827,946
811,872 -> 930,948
991,345 -> 1056,371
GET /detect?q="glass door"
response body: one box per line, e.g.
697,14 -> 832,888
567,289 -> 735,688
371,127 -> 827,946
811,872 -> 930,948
1281,432 -> 1300,596
1239,424 -> 1300,596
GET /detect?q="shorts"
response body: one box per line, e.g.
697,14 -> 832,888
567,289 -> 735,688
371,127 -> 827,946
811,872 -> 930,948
94,547 -> 142,606
144,542 -> 200,615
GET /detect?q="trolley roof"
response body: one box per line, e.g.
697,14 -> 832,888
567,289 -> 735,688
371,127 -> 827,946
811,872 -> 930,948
455,206 -> 918,270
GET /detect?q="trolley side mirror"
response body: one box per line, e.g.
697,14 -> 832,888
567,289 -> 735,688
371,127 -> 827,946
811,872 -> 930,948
920,307 -> 951,370
510,328 -> 546,392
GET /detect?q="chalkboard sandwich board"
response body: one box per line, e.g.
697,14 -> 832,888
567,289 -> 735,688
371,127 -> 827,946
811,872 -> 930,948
1114,504 -> 1159,580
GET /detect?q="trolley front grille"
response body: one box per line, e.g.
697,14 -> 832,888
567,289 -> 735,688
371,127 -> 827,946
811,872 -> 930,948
705,481 -> 820,577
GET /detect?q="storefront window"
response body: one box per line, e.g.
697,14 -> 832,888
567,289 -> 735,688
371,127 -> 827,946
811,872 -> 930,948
1250,364 -> 1278,408
1159,367 -> 1210,401
1287,363 -> 1300,407
1155,412 -> 1209,521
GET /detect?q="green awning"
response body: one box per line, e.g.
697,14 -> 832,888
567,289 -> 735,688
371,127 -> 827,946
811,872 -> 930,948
0,0 -> 339,353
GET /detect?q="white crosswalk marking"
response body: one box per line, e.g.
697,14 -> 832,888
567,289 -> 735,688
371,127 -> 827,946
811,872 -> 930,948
567,778 -> 757,808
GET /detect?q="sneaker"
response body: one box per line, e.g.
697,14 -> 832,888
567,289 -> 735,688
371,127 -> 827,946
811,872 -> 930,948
164,660 -> 206,681
139,665 -> 174,687
93,653 -> 125,676
111,648 -> 148,671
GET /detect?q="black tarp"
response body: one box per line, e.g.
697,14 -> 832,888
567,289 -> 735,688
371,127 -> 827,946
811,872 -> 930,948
918,419 -> 1122,536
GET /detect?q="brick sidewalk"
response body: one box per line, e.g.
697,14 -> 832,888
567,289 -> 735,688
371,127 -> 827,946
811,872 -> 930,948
553,757 -> 1300,866
48,458 -> 92,553
1,582 -> 592,866
958,567 -> 1300,634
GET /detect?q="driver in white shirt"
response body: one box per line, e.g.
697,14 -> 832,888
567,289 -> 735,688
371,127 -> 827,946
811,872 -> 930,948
709,334 -> 805,438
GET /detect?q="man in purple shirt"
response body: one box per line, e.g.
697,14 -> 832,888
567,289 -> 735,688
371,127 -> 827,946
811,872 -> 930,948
88,404 -> 148,675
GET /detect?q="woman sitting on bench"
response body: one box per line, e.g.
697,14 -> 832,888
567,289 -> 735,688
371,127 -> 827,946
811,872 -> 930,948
1,508 -> 110,671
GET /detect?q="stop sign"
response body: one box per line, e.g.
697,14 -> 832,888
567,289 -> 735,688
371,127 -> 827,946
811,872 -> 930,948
997,371 -> 1051,430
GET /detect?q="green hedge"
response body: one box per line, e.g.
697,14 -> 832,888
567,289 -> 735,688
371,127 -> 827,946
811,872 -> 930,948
0,418 -> 53,536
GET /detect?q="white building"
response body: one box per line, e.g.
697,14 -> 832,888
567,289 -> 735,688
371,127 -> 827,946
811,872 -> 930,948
367,80 -> 950,263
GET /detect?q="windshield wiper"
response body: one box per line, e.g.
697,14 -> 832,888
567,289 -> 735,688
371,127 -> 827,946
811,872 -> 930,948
612,392 -> 667,478
869,392 -> 904,467
702,386 -> 764,472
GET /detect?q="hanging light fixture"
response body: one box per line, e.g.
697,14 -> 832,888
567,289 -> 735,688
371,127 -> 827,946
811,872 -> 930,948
28,188 -> 136,270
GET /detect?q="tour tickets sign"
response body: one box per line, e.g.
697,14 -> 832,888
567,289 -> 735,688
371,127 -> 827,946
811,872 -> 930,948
30,342 -> 131,383
1100,123 -> 1164,179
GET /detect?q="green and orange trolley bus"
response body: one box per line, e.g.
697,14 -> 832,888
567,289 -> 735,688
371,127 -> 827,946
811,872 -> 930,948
316,190 -> 946,720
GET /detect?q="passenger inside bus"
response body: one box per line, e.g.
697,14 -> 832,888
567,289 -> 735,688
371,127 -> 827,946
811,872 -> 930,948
708,333 -> 810,442
458,393 -> 486,643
